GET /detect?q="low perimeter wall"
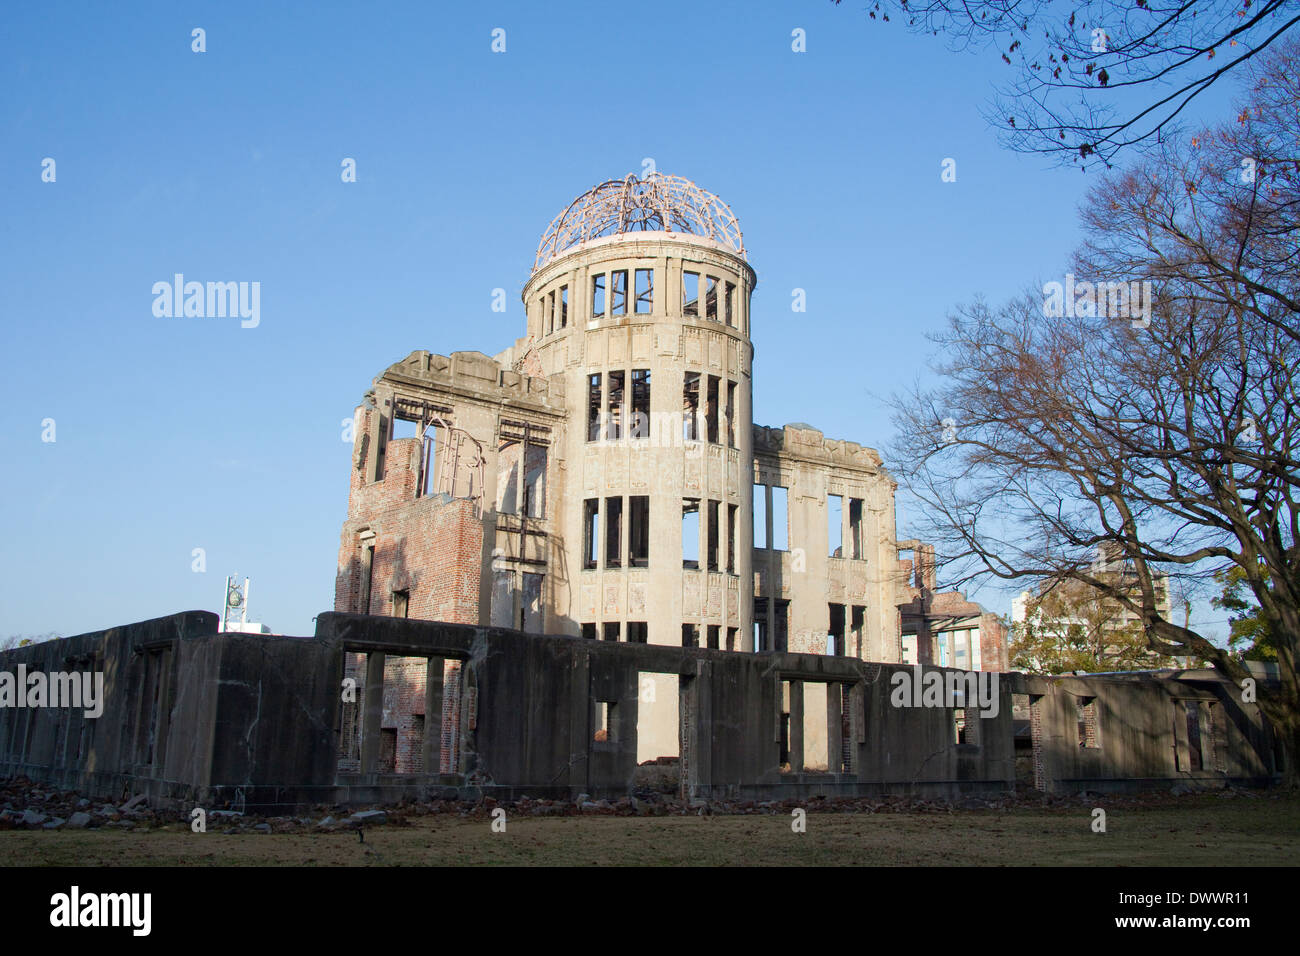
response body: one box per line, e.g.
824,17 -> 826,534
0,611 -> 1280,811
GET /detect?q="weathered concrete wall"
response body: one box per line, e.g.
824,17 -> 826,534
1018,672 -> 1275,793
753,423 -> 901,663
0,611 -> 1280,811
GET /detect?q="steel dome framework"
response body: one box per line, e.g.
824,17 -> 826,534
532,172 -> 745,275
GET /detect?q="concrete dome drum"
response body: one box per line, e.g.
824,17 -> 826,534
532,172 -> 746,274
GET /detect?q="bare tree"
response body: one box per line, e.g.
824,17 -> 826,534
889,42 -> 1299,781
834,0 -> 1300,167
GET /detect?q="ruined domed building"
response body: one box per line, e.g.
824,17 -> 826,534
333,173 -> 1006,773
0,178 -> 1275,809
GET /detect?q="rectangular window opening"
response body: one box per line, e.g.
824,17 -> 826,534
850,498 -> 864,559
683,372 -> 700,441
1185,701 -> 1203,769
754,484 -> 767,549
523,443 -> 546,518
611,270 -> 628,315
603,621 -> 621,642
706,500 -> 720,572
706,375 -> 719,444
726,381 -> 736,448
681,623 -> 699,648
705,276 -> 718,320
605,496 -> 623,569
496,439 -> 521,515
631,369 -> 650,439
629,496 -> 649,568
635,673 -> 680,768
635,269 -> 653,313
607,370 -> 625,440
583,499 -> 600,570
707,625 -> 720,649
560,286 -> 568,327
724,281 -> 736,326
392,416 -> 419,441
828,603 -> 846,656
682,271 -> 699,317
772,487 -> 789,551
594,701 -> 616,743
682,499 -> 700,569
587,373 -> 602,442
582,623 -> 597,640
592,274 -> 606,317
850,605 -> 865,658
726,503 -> 737,574
392,589 -> 410,619
1077,697 -> 1100,749
627,622 -> 648,644
828,494 -> 843,557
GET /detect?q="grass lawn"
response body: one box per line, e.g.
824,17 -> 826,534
2,791 -> 1296,866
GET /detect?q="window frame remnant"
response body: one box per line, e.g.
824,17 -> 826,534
727,503 -> 737,574
828,603 -> 846,655
707,500 -> 720,572
583,498 -> 600,570
682,270 -> 699,317
611,270 -> 628,315
706,375 -> 719,444
588,373 -> 602,442
592,273 -> 606,317
594,700 -> 616,743
605,496 -> 624,569
635,268 -> 653,313
849,498 -> 864,559
726,380 -> 736,448
606,370 -> 625,440
1077,696 -> 1101,749
629,495 -> 649,568
631,369 -> 650,438
683,372 -> 700,441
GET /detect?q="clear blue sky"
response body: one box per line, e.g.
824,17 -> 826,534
0,1 -> 1239,641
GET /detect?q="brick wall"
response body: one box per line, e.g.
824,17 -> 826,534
335,419 -> 485,626
334,409 -> 482,776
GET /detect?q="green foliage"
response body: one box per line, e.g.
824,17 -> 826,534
1010,580 -> 1185,674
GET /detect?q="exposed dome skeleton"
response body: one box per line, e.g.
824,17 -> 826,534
532,172 -> 745,275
